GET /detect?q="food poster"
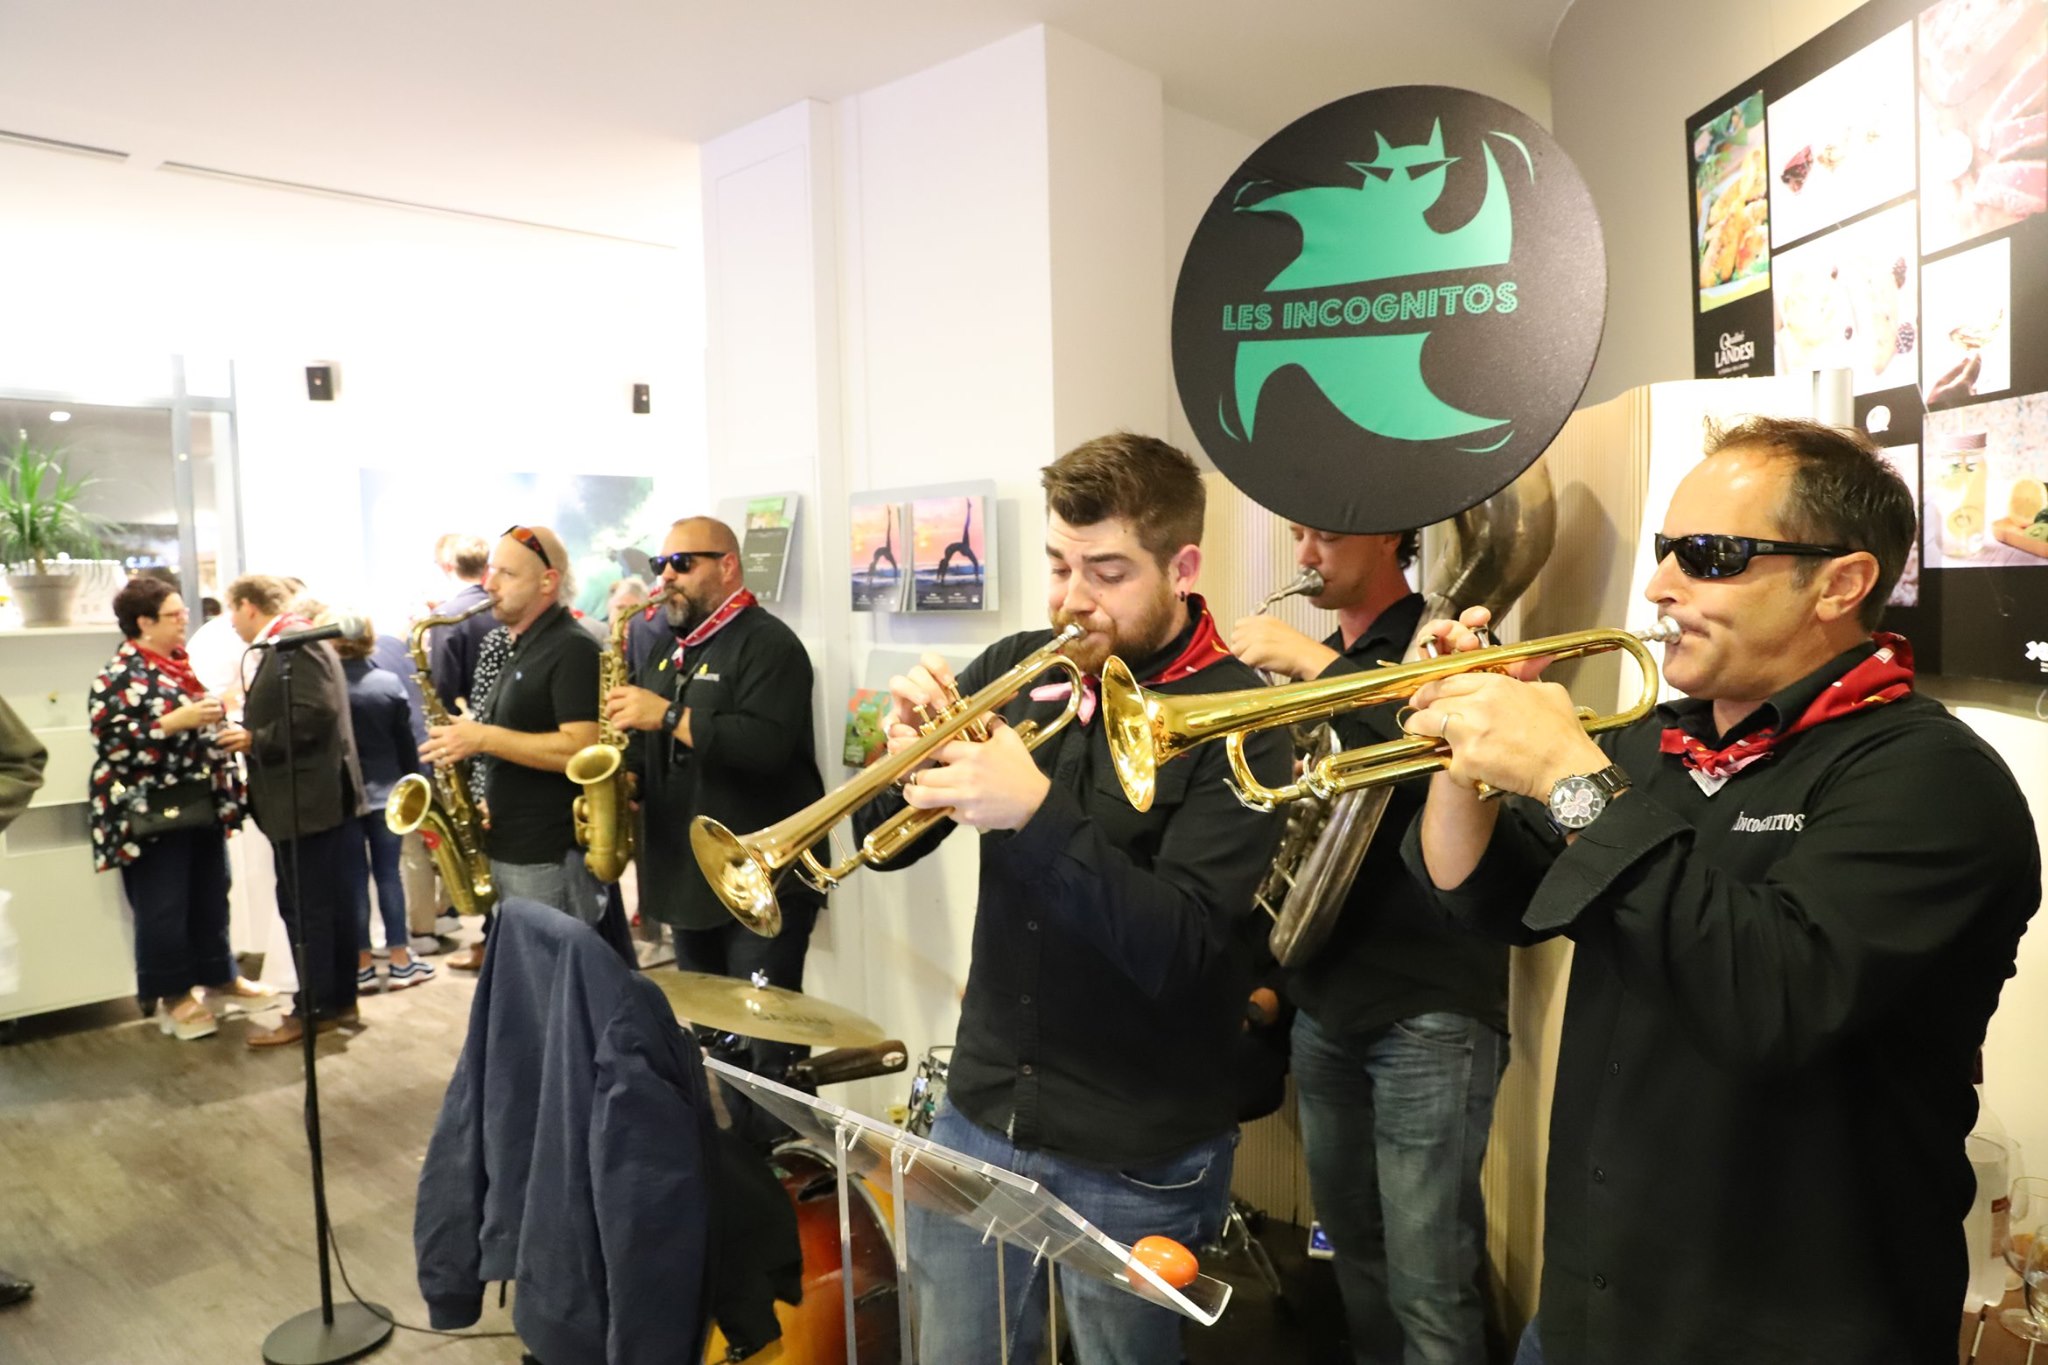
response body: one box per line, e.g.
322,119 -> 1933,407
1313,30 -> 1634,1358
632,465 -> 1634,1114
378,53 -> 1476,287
1695,92 -> 1773,311
1689,0 -> 2048,682
849,498 -> 907,612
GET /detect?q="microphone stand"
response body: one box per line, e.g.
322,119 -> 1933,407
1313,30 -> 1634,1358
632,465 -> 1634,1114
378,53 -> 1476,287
261,645 -> 392,1365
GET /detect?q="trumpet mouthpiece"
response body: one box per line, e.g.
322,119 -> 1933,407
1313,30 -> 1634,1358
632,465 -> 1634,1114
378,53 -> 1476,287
1638,617 -> 1682,645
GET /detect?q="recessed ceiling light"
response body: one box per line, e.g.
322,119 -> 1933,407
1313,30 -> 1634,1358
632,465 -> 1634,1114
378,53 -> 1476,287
48,411 -> 70,422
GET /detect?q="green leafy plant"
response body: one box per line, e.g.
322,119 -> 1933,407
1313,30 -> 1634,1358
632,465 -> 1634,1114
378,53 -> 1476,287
0,433 -> 110,574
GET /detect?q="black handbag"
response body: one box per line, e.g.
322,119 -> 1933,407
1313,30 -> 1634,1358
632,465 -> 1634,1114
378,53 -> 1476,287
124,779 -> 217,838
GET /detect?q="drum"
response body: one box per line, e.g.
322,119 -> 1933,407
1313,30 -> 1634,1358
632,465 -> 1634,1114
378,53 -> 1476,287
705,1142 -> 900,1364
904,1045 -> 953,1139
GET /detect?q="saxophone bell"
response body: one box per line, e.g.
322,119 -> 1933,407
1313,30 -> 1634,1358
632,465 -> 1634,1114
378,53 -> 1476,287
571,602 -> 640,884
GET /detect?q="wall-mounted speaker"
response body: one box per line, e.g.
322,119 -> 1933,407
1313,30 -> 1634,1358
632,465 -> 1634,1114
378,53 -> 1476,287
631,383 -> 650,415
306,364 -> 339,401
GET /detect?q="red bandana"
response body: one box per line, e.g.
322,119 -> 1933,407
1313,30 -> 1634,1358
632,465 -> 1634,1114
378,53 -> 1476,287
1659,633 -> 1915,780
1030,595 -> 1233,725
136,643 -> 204,697
671,589 -> 757,665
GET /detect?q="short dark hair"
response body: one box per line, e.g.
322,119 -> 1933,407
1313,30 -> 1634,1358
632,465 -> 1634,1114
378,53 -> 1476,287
112,577 -> 176,639
1394,530 -> 1420,570
226,574 -> 291,616
1704,417 -> 1916,630
1041,433 -> 1205,568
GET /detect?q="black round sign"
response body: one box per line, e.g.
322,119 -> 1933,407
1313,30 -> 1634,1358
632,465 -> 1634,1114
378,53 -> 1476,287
1172,86 -> 1606,533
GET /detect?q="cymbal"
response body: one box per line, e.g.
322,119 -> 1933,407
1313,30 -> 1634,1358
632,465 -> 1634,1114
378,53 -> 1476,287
655,971 -> 886,1048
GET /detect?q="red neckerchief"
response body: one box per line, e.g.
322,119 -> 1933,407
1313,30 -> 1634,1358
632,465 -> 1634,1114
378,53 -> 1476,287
262,612 -> 312,641
135,642 -> 204,697
670,589 -> 757,666
1659,633 -> 1914,780
1030,595 -> 1232,725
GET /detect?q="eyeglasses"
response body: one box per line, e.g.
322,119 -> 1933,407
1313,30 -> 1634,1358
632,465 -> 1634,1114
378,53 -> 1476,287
503,525 -> 552,570
1653,532 -> 1849,579
649,550 -> 728,575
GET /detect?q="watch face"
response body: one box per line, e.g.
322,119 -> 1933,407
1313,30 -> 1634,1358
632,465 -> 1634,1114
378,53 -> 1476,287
1549,775 -> 1607,830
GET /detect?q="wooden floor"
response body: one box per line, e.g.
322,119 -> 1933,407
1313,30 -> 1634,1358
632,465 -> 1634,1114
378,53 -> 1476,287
0,958 -> 526,1365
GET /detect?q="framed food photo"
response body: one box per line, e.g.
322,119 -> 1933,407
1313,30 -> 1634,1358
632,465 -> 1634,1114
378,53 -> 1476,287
1688,0 -> 2048,683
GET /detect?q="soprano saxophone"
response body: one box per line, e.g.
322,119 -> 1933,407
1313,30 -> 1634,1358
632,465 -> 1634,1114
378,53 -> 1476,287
567,604 -> 639,883
385,601 -> 498,918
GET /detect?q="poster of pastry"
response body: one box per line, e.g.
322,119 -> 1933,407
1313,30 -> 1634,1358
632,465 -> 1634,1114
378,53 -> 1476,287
1923,395 -> 2048,567
1921,237 -> 2013,407
910,487 -> 995,612
849,497 -> 906,612
1695,92 -> 1773,309
1917,0 -> 2047,254
1767,25 -> 1917,246
1772,200 -> 1920,393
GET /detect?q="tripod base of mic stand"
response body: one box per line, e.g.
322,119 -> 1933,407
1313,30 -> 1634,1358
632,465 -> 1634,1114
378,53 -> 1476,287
262,1301 -> 392,1365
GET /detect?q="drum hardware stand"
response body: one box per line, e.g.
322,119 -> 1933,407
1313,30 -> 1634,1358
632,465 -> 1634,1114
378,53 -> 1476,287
1212,1196 -> 1286,1303
261,649 -> 391,1365
890,1146 -> 917,1362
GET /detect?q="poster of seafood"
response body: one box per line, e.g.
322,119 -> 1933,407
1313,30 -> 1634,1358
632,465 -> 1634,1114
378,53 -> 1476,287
1695,92 -> 1773,310
1766,25 -> 1917,247
1690,0 -> 2048,683
1918,0 -> 2047,254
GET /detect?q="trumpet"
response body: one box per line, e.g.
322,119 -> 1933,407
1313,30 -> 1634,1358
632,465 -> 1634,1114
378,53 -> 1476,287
692,623 -> 1087,937
1102,618 -> 1680,813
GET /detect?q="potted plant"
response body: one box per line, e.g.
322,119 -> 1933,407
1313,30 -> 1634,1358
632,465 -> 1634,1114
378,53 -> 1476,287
0,433 -> 110,627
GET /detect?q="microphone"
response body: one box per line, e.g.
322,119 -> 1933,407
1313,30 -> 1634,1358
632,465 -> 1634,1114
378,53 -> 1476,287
253,615 -> 368,652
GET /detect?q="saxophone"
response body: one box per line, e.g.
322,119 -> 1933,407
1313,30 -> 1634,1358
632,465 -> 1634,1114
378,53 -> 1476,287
1259,458 -> 1557,967
567,603 -> 639,883
385,601 -> 498,918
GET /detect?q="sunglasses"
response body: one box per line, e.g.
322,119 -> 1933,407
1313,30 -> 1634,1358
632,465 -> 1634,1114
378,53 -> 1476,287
649,550 -> 729,575
1653,533 -> 1849,579
503,524 -> 552,571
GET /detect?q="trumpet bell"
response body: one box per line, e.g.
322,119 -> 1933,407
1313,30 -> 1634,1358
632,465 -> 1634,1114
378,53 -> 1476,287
1100,656 -> 1167,812
691,817 -> 783,938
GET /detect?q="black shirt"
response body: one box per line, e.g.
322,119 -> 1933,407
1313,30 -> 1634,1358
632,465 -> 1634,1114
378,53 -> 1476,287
482,603 -> 600,863
1403,640 -> 2039,1365
857,619 -> 1290,1168
1285,592 -> 1509,1036
631,604 -> 826,931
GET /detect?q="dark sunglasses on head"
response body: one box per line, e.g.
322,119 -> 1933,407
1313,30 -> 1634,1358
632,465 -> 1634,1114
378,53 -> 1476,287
503,524 -> 553,570
649,550 -> 728,575
1653,532 -> 1849,579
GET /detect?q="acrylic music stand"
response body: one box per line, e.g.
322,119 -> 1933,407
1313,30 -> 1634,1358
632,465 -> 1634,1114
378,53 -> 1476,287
706,1057 -> 1231,1365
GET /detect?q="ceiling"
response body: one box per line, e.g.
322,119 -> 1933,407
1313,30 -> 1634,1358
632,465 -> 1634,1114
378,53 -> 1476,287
0,1 -> 1573,244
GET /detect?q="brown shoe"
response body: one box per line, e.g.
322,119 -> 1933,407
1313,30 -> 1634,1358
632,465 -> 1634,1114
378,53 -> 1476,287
446,943 -> 486,972
246,1015 -> 305,1048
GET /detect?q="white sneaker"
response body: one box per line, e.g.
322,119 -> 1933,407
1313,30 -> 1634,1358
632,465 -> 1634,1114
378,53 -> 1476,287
386,959 -> 437,990
158,1004 -> 219,1042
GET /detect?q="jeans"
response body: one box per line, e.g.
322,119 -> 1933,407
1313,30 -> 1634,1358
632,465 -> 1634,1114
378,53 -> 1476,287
675,900 -> 817,1145
1512,1317 -> 1543,1365
273,823 -> 363,1019
1292,1009 -> 1509,1365
909,1105 -> 1237,1365
489,850 -> 604,925
118,825 -> 234,1000
351,813 -> 408,951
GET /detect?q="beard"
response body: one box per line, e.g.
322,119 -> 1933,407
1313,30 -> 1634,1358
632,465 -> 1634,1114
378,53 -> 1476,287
1053,588 -> 1180,677
664,583 -> 713,635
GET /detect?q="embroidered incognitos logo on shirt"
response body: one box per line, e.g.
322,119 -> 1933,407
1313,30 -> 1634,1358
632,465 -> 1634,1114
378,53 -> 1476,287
1731,810 -> 1805,833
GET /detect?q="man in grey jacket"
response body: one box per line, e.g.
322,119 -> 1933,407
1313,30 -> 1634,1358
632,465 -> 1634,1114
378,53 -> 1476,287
0,694 -> 48,1306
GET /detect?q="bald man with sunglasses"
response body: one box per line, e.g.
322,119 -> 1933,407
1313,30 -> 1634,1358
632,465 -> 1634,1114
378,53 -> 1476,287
1401,417 -> 2039,1365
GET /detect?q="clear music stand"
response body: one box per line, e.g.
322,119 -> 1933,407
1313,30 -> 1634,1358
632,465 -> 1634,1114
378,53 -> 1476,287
707,1057 -> 1231,1365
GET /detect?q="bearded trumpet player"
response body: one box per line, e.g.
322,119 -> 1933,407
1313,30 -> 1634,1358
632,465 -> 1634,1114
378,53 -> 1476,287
853,435 -> 1288,1365
603,516 -> 826,1137
1230,523 -> 1511,1365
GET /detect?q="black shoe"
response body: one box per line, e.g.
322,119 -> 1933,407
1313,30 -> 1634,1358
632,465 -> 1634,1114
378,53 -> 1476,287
0,1266 -> 33,1307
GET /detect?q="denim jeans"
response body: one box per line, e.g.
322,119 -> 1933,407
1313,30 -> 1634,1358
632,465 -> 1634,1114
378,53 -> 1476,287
1292,1008 -> 1509,1365
908,1104 -> 1237,1365
1512,1317 -> 1543,1365
489,850 -> 604,925
351,812 -> 408,951
119,825 -> 234,1000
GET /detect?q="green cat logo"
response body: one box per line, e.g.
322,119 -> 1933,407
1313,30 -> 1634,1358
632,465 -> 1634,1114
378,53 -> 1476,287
1224,120 -> 1532,450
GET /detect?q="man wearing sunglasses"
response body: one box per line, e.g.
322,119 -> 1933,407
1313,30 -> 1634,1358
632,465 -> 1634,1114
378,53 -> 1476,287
1402,417 -> 2039,1365
421,523 -> 604,929
603,517 -> 826,1127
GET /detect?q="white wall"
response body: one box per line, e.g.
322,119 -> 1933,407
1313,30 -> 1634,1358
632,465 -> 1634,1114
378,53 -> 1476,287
0,139 -> 708,626
1550,0 -> 2048,1175
1163,106 -> 1259,469
1550,0 -> 1866,404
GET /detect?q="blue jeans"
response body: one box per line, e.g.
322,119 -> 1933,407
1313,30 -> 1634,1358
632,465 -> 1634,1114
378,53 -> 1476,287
1512,1317 -> 1543,1365
119,825 -> 234,1000
910,1105 -> 1237,1365
351,813 -> 408,951
1292,1009 -> 1508,1365
489,850 -> 603,925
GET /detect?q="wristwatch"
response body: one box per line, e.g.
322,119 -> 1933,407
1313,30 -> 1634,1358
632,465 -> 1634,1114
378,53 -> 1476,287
1546,764 -> 1631,834
662,698 -> 686,737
